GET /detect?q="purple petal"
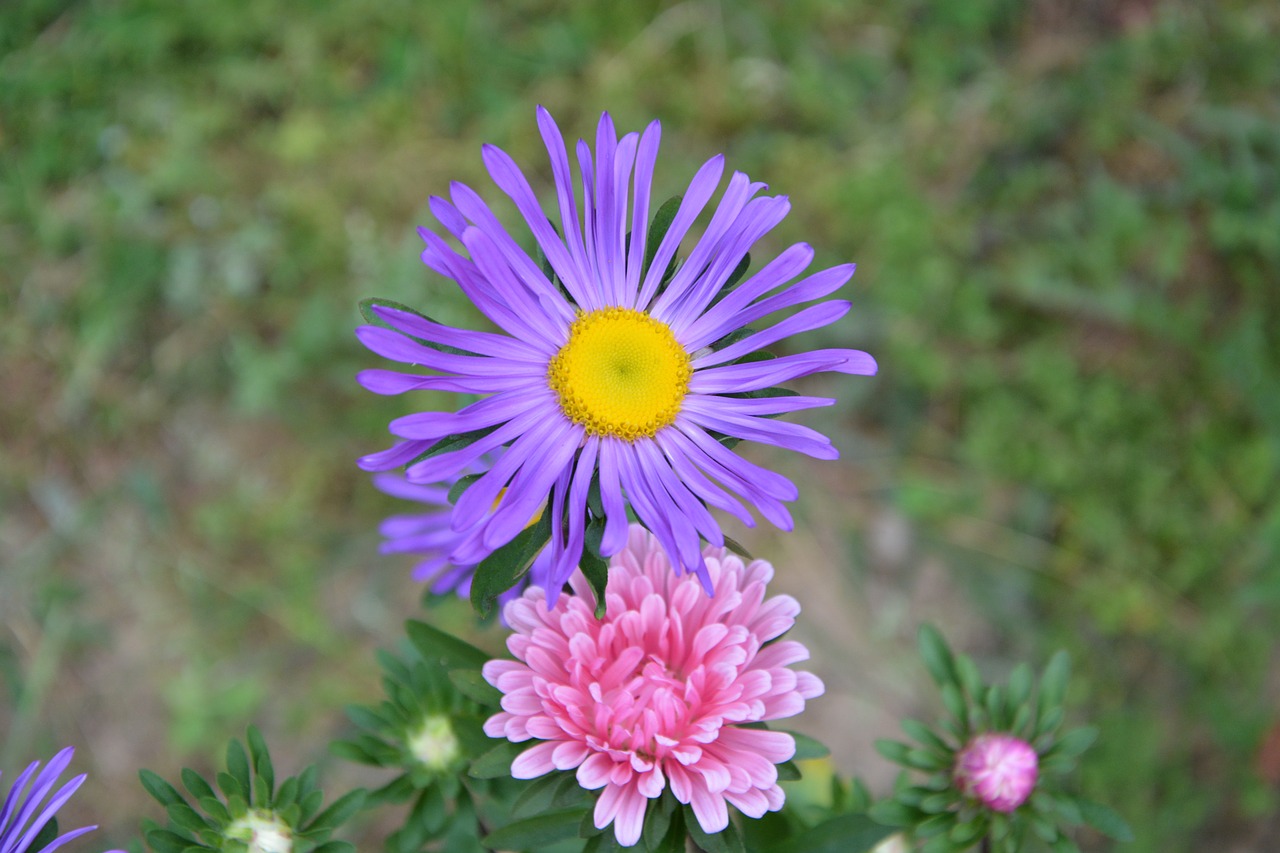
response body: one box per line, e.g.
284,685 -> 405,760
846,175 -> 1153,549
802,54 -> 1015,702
690,301 -> 852,369
624,120 -> 662,304
636,154 -> 725,311
536,106 -> 596,302
689,348 -> 877,395
358,439 -> 435,472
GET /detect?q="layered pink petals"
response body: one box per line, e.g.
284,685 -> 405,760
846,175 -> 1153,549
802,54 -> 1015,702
482,526 -> 824,846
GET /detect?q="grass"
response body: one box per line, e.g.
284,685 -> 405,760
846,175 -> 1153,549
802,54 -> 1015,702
2,1 -> 1278,849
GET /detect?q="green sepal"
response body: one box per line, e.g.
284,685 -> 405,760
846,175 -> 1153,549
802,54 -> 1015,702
874,738 -> 911,765
470,508 -> 553,618
27,819 -> 60,853
900,718 -> 953,757
1037,651 -> 1071,713
224,740 -> 252,805
165,801 -> 213,835
867,799 -> 920,827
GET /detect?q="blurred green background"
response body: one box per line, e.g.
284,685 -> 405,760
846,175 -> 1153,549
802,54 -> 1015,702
3,0 -> 1279,850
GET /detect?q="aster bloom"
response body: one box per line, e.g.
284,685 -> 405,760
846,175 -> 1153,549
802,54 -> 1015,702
372,470 -> 541,609
954,733 -> 1038,813
357,107 -> 876,595
0,747 -> 98,853
482,524 -> 824,847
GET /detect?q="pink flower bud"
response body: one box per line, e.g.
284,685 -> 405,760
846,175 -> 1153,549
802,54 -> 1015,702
954,733 -> 1039,812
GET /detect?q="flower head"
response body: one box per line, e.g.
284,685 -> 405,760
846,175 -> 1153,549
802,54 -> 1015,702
357,107 -> 876,596
954,733 -> 1038,813
482,525 -> 824,846
0,747 -> 97,853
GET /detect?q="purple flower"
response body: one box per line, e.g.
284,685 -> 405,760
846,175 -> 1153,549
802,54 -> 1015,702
954,733 -> 1039,812
0,747 -> 101,853
357,107 -> 876,594
372,470 -> 541,610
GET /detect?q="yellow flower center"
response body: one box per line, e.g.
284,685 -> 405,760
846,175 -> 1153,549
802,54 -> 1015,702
547,307 -> 691,440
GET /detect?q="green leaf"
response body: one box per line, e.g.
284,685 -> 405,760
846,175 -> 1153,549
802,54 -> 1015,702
900,719 -> 953,757
482,808 -> 588,849
246,727 -> 274,806
27,819 -> 61,853
722,535 -> 753,560
918,624 -> 957,689
181,768 -> 219,808
470,508 -> 553,617
685,806 -> 745,853
469,740 -> 526,779
580,546 -> 610,619
446,472 -> 483,505
448,668 -> 501,706
940,683 -> 969,732
765,812 -> 896,853
874,738 -> 911,765
1077,799 -> 1134,841
143,828 -> 201,853
166,801 -> 213,835
307,789 -> 367,835
643,196 -> 682,281
405,425 -> 500,470
776,760 -> 802,781
1047,725 -> 1098,761
510,772 -> 568,819
955,654 -> 984,699
866,799 -> 919,828
225,740 -> 252,802
139,769 -> 187,808
405,619 -> 492,670
1037,650 -> 1071,713
783,730 -> 831,760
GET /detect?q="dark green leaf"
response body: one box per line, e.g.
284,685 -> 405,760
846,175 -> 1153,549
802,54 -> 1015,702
139,769 -> 187,808
482,808 -> 588,849
143,828 -> 201,853
722,535 -> 753,560
580,546 -> 610,619
917,624 -> 957,689
448,668 -> 501,706
470,508 -> 553,618
783,730 -> 830,760
765,812 -> 896,853
225,740 -> 252,802
1077,799 -> 1134,841
643,196 -> 682,280
685,806 -> 745,853
469,740 -> 526,779
180,768 -> 218,807
1047,726 -> 1098,760
405,619 -> 492,670
776,760 -> 802,781
307,789 -> 367,835
874,738 -> 911,765
446,472 -> 483,505
404,425 -> 500,471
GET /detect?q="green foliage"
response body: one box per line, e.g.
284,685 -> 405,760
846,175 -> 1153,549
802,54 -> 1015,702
136,727 -> 364,852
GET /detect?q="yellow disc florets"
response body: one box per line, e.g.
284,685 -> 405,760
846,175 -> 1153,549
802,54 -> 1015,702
547,307 -> 692,440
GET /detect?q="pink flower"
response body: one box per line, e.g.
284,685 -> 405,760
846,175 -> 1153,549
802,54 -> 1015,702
954,733 -> 1039,812
482,525 -> 824,846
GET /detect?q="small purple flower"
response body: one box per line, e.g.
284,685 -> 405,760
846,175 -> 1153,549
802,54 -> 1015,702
372,470 -> 544,608
357,107 -> 877,594
0,747 -> 100,853
954,733 -> 1039,812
